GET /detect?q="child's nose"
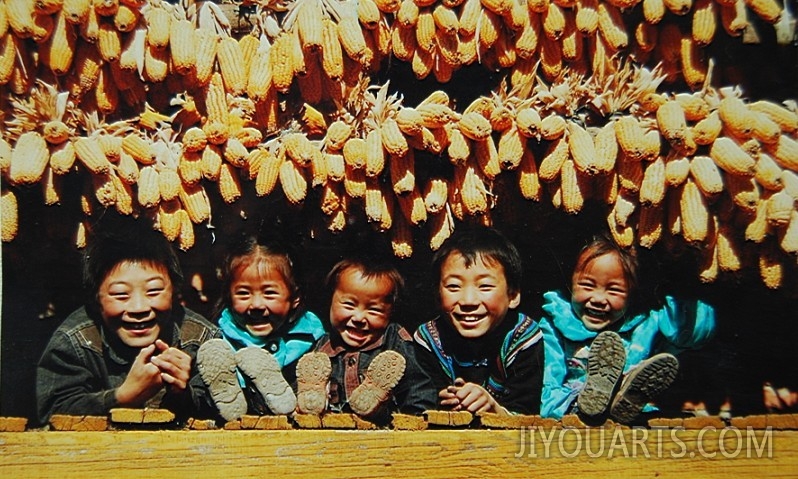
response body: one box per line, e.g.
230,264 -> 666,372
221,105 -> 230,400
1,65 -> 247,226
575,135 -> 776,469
460,285 -> 479,304
250,294 -> 267,310
128,292 -> 150,313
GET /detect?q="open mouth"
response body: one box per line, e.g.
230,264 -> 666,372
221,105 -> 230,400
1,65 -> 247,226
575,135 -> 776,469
121,319 -> 157,331
454,313 -> 485,326
344,328 -> 369,342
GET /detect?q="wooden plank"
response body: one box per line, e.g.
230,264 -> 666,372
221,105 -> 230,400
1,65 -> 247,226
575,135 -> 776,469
0,429 -> 794,478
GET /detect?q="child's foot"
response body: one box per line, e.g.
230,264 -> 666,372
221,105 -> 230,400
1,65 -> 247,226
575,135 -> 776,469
197,339 -> 248,421
235,347 -> 297,415
348,350 -> 406,417
610,353 -> 679,424
295,352 -> 332,415
578,331 -> 626,417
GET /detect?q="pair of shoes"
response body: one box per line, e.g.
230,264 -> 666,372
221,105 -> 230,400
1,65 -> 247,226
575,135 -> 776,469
197,339 -> 297,421
295,350 -> 406,417
610,353 -> 680,424
578,331 -> 626,417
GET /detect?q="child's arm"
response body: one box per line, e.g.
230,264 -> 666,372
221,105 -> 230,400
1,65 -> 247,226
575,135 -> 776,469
444,378 -> 510,415
654,296 -> 716,350
114,344 -> 170,406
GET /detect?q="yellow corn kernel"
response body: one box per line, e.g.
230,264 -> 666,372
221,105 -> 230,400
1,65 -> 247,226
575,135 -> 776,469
389,150 -> 415,195
680,34 -> 708,90
515,108 -> 543,139
766,134 -> 798,171
607,208 -> 635,248
145,5 -> 170,48
326,120 -> 353,151
381,118 -> 410,157
635,21 -> 658,53
338,14 -> 367,62
540,114 -> 567,140
199,144 -> 222,181
326,153 -> 345,182
43,11 -> 77,75
137,165 -> 161,208
391,215 -> 414,259
421,177 -> 446,213
182,127 -> 208,154
1,189 -> 18,242
746,0 -> 782,23
691,0 -> 717,46
718,96 -> 754,139
727,174 -> 760,212
515,14 -> 542,58
509,149 -> 538,204
597,2 -> 628,51
458,112 -> 493,141
542,3 -> 566,40
639,156 -> 666,207
539,34 -> 562,80
460,164 -> 489,215
560,158 -> 587,214
709,136 -> 756,176
689,155 -> 724,196
297,0 -> 323,52
766,190 -> 794,227
565,122 -> 598,175
779,210 -> 798,254
479,9 -> 501,50
642,0 -> 666,23
614,115 -> 646,161
49,141 -> 77,175
216,163 -> 241,204
269,32 -> 295,94
73,136 -> 114,176
178,182 -> 211,224
474,136 -> 500,179
169,19 -> 195,76
253,151 -> 281,197
749,101 -> 798,133
498,126 -> 526,171
144,41 -> 168,83
216,36 -> 247,95
744,199 -> 769,242
680,178 -> 710,242
656,100 -> 690,148
281,133 -> 314,168
343,162 -> 366,198
613,190 -> 637,227
8,131 -> 49,185
638,205 -> 663,248
279,159 -> 308,204
365,129 -> 386,177
754,152 -> 784,191
429,209 -> 455,250
750,111 -> 781,145
343,137 -> 367,170
539,136 -> 569,182
122,134 -> 156,165
113,3 -> 139,32
320,17 -> 344,80
617,152 -> 643,193
693,111 -> 723,146
758,242 -> 784,289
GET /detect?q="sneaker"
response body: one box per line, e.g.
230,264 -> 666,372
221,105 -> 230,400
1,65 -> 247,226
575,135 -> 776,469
295,352 -> 332,415
197,339 -> 248,421
348,350 -> 406,417
610,353 -> 680,424
578,331 -> 626,417
235,347 -> 297,415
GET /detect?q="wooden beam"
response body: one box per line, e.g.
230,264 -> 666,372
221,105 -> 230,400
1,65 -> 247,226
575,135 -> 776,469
0,429 -> 793,478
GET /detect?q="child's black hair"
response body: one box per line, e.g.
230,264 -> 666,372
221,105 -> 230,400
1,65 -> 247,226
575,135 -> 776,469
325,255 -> 405,307
431,226 -> 523,294
82,221 -> 184,309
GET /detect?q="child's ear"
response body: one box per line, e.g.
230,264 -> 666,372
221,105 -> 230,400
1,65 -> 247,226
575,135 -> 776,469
509,290 -> 521,309
291,295 -> 301,310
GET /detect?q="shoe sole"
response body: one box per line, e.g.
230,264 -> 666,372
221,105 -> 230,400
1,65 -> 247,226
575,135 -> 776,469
610,353 -> 679,424
349,350 -> 406,417
197,339 -> 248,421
295,352 -> 332,415
235,347 -> 297,415
578,331 -> 626,417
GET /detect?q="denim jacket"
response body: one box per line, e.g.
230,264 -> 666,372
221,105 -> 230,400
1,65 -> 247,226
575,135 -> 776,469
313,322 -> 438,424
35,305 -> 219,426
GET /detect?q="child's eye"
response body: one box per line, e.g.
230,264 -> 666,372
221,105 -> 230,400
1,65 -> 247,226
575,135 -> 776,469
147,288 -> 165,297
479,283 -> 495,291
444,283 -> 460,291
111,292 -> 129,300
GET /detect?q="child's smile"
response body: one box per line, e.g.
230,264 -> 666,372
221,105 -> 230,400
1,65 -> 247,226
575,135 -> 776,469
230,258 -> 298,338
329,267 -> 393,349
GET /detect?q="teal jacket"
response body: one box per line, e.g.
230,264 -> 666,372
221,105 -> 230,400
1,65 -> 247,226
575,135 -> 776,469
539,290 -> 716,419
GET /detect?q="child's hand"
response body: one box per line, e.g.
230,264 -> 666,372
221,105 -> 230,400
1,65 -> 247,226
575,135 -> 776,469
150,339 -> 191,393
439,378 -> 508,415
115,344 -> 165,406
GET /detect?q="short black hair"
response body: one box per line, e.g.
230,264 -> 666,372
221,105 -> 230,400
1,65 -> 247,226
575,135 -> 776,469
83,221 -> 183,308
325,255 -> 405,306
431,226 -> 523,294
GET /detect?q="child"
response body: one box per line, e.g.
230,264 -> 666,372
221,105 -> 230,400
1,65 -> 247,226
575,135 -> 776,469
540,235 -> 716,423
413,227 -> 544,416
36,223 -> 218,425
295,257 -> 437,424
197,233 -> 324,421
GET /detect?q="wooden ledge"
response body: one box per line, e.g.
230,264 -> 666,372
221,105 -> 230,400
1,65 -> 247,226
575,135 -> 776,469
0,428 -> 795,478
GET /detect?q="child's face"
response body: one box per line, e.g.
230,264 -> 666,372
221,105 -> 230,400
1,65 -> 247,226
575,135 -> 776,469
438,252 -> 521,339
329,266 -> 393,349
571,252 -> 630,331
230,258 -> 298,338
97,260 -> 173,348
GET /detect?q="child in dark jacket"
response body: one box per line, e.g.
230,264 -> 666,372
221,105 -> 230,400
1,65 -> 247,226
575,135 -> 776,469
295,256 -> 437,424
36,223 -> 218,425
414,227 -> 544,416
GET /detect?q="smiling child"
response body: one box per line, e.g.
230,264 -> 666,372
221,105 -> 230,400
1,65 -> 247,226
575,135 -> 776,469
539,235 -> 716,423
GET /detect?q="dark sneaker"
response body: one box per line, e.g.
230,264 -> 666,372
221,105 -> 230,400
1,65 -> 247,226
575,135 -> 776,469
578,331 -> 626,417
235,347 -> 297,415
197,339 -> 248,421
610,353 -> 680,424
349,350 -> 406,417
295,352 -> 332,415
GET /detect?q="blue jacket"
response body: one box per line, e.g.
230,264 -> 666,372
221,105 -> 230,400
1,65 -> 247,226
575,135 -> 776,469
539,290 -> 716,419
